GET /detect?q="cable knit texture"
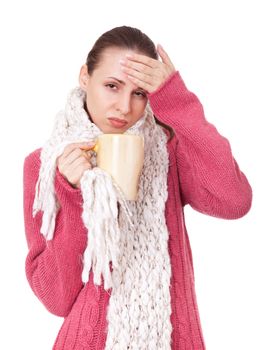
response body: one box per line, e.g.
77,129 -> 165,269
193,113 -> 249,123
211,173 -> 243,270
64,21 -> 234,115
23,71 -> 252,349
31,85 -> 173,349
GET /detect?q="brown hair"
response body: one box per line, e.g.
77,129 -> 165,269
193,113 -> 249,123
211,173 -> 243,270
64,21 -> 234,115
86,26 -> 174,140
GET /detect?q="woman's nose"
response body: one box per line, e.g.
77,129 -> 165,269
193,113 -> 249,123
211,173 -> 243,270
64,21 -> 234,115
116,94 -> 131,115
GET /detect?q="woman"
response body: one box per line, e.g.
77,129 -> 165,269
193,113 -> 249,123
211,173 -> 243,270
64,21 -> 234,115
23,25 -> 252,349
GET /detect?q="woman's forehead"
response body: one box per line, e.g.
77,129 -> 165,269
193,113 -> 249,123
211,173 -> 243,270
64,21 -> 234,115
91,49 -> 133,80
99,47 -> 133,64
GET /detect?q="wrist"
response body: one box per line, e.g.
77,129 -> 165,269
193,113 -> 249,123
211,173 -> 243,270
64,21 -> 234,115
55,168 -> 83,206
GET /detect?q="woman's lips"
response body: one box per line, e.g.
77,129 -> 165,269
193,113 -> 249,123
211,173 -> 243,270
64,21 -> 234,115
108,117 -> 128,129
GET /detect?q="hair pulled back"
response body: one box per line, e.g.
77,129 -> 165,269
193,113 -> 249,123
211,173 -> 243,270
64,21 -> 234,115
86,26 -> 158,75
85,26 -> 174,139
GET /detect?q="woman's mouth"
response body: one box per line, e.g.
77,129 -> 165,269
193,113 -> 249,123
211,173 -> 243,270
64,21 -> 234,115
108,117 -> 128,129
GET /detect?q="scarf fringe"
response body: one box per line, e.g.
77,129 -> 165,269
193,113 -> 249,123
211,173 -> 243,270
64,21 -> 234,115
33,87 -> 173,349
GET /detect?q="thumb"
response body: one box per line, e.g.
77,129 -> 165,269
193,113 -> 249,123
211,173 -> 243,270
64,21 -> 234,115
80,141 -> 97,151
157,44 -> 173,66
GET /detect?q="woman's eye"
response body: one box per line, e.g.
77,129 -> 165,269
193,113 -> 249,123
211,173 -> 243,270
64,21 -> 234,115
106,83 -> 117,89
135,91 -> 146,98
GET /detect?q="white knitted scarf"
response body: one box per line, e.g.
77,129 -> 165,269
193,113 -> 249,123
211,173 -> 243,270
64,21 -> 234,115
33,87 -> 173,349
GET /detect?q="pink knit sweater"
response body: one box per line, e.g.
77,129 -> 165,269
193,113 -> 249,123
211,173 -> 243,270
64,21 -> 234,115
23,71 -> 252,349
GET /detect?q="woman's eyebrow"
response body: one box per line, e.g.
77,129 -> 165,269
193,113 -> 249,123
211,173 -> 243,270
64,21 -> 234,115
107,76 -> 125,85
106,76 -> 146,92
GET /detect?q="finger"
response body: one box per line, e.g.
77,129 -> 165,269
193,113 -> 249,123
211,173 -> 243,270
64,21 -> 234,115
59,148 -> 84,171
120,59 -> 157,75
126,73 -> 154,93
68,157 -> 93,184
67,162 -> 92,188
80,143 -> 97,151
121,66 -> 151,84
157,44 -> 174,66
70,154 -> 92,171
125,52 -> 158,68
62,141 -> 96,158
123,61 -> 164,83
80,150 -> 95,164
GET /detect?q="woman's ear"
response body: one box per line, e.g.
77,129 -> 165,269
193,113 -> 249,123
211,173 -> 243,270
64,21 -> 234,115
79,64 -> 89,91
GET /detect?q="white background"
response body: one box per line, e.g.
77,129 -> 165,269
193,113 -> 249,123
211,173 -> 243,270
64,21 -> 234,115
0,0 -> 258,349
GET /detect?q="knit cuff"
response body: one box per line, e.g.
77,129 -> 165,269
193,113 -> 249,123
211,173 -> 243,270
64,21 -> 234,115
55,168 -> 83,207
148,70 -> 196,125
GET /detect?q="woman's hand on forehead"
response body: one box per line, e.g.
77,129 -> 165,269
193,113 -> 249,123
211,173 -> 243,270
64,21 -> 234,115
119,44 -> 176,94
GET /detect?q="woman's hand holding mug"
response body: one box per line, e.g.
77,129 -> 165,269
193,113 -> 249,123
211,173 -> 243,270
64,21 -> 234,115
57,142 -> 96,188
57,136 -> 144,200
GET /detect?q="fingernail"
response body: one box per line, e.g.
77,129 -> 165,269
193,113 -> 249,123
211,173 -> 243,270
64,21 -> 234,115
158,43 -> 164,50
119,59 -> 126,65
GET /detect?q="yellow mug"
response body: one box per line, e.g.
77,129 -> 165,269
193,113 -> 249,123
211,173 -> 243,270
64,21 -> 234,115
92,134 -> 144,200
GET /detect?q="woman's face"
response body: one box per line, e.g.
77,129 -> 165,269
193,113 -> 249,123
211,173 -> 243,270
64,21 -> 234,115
79,47 -> 148,133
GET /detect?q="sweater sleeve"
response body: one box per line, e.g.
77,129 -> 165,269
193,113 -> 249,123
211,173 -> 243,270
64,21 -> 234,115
148,71 -> 252,219
23,149 -> 87,317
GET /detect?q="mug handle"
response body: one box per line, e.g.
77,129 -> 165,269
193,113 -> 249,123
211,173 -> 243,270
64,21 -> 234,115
88,143 -> 99,153
92,143 -> 99,153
